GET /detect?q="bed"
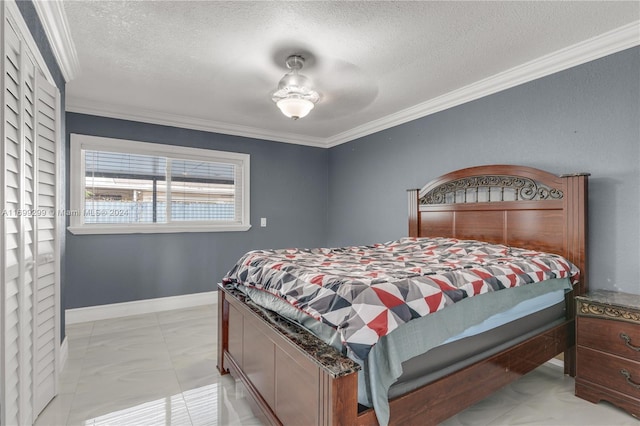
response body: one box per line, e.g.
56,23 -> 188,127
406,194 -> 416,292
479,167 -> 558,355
217,164 -> 589,425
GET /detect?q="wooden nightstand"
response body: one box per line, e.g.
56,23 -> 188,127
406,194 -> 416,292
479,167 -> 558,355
575,290 -> 640,418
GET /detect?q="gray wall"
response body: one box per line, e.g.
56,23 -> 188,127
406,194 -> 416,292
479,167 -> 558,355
328,47 -> 640,295
65,114 -> 329,308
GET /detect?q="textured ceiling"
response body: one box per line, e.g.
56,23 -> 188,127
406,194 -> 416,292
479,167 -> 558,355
63,1 -> 639,146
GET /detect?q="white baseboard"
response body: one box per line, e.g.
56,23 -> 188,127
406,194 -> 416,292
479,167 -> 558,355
59,336 -> 68,372
65,291 -> 218,324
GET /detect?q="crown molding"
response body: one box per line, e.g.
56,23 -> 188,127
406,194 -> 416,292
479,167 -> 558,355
66,20 -> 639,148
32,0 -> 80,82
65,97 -> 328,148
324,20 -> 640,147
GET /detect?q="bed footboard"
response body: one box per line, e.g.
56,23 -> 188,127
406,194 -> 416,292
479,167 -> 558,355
217,284 -> 360,426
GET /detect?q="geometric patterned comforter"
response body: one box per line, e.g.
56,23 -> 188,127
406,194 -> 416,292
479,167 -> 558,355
223,237 -> 578,361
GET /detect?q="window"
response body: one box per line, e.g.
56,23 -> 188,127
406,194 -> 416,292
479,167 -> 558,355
69,134 -> 250,234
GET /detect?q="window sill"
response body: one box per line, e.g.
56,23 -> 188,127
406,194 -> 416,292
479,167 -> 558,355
67,223 -> 252,235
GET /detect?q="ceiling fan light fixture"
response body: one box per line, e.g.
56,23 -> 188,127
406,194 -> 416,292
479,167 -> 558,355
271,55 -> 319,120
276,97 -> 315,120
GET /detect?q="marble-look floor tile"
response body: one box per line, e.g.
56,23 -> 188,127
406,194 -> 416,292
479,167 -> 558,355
37,303 -> 638,426
68,371 -> 184,423
175,362 -> 220,392
34,392 -> 74,426
161,321 -> 217,340
441,364 -> 572,425
156,305 -> 216,325
39,305 -> 263,426
505,363 -> 571,397
82,395 -> 193,426
167,343 -> 216,369
439,385 -> 521,426
440,363 -> 634,426
88,324 -> 165,347
80,347 -> 174,378
75,366 -> 181,394
183,379 -> 262,426
57,362 -> 83,395
161,320 -> 217,348
68,392 -> 192,426
66,335 -> 91,360
90,312 -> 159,335
65,321 -> 94,339
489,396 -> 637,426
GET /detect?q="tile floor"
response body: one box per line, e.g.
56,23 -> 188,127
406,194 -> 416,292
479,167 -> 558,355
35,304 -> 636,426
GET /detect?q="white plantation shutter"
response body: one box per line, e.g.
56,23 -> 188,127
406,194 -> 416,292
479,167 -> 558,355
3,17 -> 33,426
33,72 -> 59,415
20,31 -> 36,425
2,3 -> 60,424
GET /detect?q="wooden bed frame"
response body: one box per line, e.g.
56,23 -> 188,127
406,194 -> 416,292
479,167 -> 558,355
217,164 -> 589,425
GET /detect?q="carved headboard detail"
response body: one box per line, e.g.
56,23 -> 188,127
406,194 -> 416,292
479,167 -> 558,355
420,175 -> 564,205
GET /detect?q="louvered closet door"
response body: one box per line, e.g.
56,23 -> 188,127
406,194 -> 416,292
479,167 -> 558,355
33,72 -> 59,416
2,5 -> 60,424
20,30 -> 37,423
3,19 -> 24,425
3,15 -> 36,426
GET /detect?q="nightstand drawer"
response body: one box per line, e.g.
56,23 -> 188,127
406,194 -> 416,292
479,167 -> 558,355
577,317 -> 640,361
577,346 -> 640,400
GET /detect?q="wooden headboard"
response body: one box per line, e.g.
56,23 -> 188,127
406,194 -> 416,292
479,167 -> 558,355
408,165 -> 589,295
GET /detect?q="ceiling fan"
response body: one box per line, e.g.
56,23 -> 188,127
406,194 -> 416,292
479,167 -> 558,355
266,48 -> 379,122
271,55 -> 320,120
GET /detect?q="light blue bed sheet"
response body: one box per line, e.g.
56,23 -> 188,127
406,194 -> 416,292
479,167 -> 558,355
441,287 -> 565,345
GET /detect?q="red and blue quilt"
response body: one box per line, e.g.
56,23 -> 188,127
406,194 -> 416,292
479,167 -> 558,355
223,237 -> 578,360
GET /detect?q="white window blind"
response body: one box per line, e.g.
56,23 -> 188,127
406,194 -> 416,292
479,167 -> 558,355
69,135 -> 250,234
